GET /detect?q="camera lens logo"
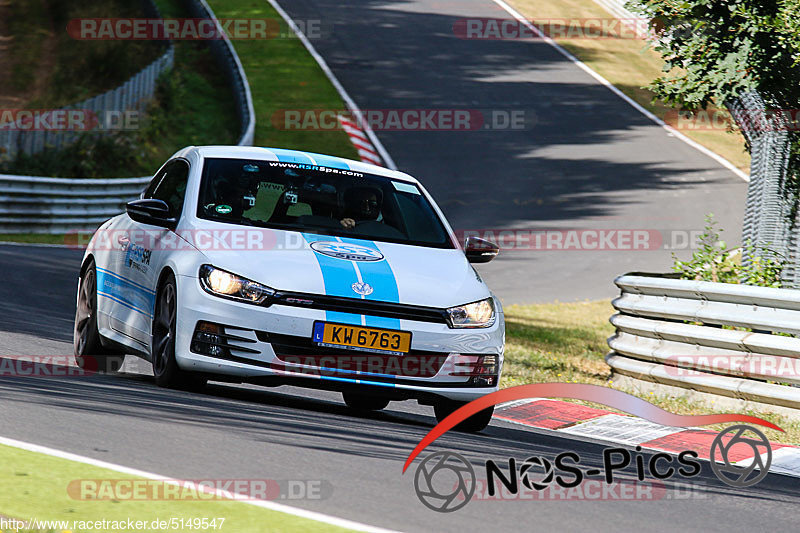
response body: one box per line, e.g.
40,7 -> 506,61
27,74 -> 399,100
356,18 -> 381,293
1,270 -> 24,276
519,456 -> 554,490
710,425 -> 772,488
414,451 -> 475,513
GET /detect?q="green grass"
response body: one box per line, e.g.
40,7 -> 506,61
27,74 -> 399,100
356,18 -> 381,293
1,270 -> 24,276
0,234 -> 76,245
0,443 -> 353,533
205,0 -> 358,158
1,0 -> 239,177
502,300 -> 800,445
1,0 -> 358,177
4,0 -> 50,94
8,0 -> 164,107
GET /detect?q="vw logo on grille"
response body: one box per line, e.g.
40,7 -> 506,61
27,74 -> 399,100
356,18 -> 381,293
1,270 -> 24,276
310,241 -> 384,262
352,282 -> 374,296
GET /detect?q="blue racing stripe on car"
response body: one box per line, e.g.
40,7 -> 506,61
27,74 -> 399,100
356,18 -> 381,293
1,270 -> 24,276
96,267 -> 155,296
316,375 -> 396,388
302,233 -> 363,325
337,237 -> 402,330
266,148 -> 316,164
95,267 -> 155,317
97,290 -> 152,318
307,153 -> 350,170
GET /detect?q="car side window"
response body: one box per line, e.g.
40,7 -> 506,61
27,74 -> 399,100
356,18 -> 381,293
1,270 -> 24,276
145,160 -> 190,218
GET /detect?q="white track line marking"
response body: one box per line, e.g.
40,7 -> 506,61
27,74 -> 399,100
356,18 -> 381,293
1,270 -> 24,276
490,0 -> 749,182
0,435 -> 401,533
267,0 -> 397,170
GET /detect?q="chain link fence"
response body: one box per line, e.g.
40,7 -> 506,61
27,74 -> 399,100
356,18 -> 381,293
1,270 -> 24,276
726,92 -> 798,286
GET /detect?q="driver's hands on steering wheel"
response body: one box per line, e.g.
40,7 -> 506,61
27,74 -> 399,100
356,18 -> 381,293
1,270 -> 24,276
340,218 -> 356,229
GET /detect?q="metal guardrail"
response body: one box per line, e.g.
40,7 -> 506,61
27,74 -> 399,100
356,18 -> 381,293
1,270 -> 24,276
0,174 -> 152,233
0,0 -> 255,234
607,273 -> 800,408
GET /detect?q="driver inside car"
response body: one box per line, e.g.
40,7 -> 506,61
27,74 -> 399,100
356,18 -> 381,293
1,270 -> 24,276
340,187 -> 383,229
204,174 -> 259,219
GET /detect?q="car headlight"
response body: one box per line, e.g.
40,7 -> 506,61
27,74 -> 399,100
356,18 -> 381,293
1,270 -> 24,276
446,298 -> 496,328
199,265 -> 275,305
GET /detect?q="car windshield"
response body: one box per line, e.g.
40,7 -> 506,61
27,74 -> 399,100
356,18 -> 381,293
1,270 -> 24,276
196,158 -> 455,248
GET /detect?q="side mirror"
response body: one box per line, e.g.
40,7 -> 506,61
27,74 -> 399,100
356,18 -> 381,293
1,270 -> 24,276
126,199 -> 176,229
464,236 -> 499,263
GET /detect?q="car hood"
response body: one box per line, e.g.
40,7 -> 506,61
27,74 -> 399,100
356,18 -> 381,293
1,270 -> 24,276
193,228 -> 490,309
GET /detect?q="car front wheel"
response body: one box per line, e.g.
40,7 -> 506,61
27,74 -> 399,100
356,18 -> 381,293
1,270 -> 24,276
152,273 -> 206,390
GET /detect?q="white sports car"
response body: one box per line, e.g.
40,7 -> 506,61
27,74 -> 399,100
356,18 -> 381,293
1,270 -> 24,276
75,146 -> 503,431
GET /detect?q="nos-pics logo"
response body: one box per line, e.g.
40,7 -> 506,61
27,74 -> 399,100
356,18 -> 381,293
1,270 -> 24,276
412,425 -> 773,512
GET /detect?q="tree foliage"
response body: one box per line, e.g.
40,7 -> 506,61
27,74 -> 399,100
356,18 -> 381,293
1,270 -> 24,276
629,0 -> 800,109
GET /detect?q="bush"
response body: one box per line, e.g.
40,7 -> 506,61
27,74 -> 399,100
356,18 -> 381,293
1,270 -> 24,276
672,214 -> 784,287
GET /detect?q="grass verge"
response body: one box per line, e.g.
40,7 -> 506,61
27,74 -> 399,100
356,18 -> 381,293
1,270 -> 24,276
1,0 -> 239,177
4,0 -> 163,107
205,0 -> 358,158
507,0 -> 750,173
0,443 -> 353,533
502,300 -> 800,445
0,234 -> 74,245
1,0 -> 358,177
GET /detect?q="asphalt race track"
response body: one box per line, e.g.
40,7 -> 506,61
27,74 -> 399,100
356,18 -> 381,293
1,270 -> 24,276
0,0 -> 790,531
279,0 -> 748,304
1,244 -> 798,530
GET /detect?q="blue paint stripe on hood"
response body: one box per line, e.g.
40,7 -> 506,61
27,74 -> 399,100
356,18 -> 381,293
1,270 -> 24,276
302,233 -> 362,325
337,237 -> 402,330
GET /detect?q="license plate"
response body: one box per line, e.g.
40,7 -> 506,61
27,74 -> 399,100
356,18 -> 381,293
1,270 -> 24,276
312,322 -> 412,355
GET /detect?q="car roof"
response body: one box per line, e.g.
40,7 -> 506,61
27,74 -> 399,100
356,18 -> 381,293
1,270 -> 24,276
174,145 -> 420,184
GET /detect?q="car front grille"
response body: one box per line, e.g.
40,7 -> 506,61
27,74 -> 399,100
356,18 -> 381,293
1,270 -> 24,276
266,291 -> 450,325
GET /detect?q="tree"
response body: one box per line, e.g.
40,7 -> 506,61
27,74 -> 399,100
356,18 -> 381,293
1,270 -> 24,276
630,0 -> 800,109
630,0 -> 800,285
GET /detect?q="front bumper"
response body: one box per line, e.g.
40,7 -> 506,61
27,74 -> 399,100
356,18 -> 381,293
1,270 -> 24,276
175,274 -> 504,402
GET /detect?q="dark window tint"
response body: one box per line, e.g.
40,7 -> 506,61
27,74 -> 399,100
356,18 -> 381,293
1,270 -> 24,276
146,160 -> 189,217
196,158 -> 454,248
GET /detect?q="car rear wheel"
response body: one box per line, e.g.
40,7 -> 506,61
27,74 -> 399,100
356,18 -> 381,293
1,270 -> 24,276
74,260 -> 123,373
152,274 -> 206,390
434,400 -> 494,433
342,391 -> 390,411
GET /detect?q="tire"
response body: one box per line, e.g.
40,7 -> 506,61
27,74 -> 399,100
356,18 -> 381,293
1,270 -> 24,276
74,260 -> 123,373
152,273 -> 206,390
434,400 -> 494,433
342,391 -> 390,411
